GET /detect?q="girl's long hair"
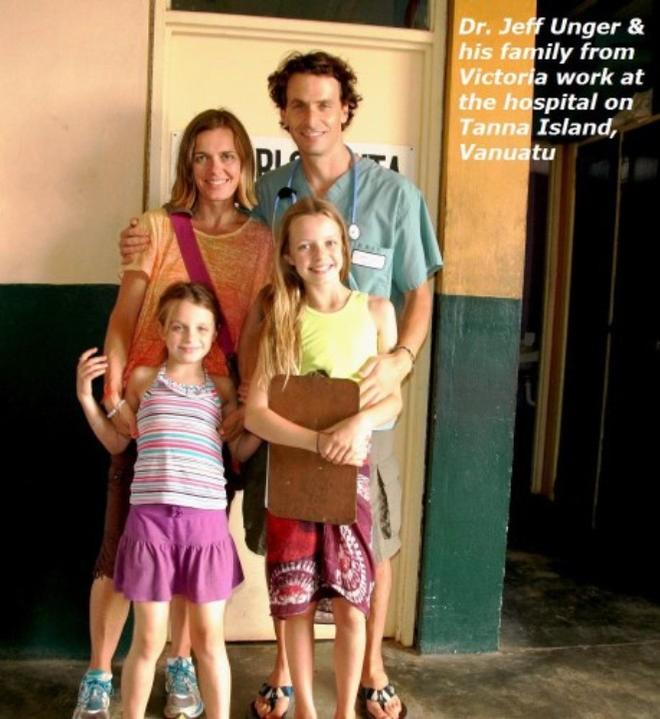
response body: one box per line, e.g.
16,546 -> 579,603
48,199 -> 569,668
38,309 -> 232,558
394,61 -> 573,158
258,197 -> 351,384
169,108 -> 256,211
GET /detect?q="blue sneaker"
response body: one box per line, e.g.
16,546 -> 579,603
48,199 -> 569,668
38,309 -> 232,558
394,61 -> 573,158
164,657 -> 204,718
72,670 -> 112,719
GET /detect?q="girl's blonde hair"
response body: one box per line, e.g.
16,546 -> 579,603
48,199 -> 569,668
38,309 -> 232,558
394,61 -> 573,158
170,108 -> 256,211
258,197 -> 350,383
156,281 -> 220,329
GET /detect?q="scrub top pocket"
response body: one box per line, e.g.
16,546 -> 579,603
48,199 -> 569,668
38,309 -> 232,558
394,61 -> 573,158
348,244 -> 394,299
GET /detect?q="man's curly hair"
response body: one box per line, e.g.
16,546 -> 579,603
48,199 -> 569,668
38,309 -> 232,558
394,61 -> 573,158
268,51 -> 363,129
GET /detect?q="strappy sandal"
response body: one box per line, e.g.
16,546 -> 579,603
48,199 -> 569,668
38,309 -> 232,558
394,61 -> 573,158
359,683 -> 408,719
248,682 -> 293,719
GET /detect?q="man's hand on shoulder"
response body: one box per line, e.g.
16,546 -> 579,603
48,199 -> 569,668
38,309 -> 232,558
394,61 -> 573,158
358,348 -> 412,408
119,217 -> 151,263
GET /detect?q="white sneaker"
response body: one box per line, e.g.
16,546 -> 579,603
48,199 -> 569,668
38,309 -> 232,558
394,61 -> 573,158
163,657 -> 204,718
72,670 -> 112,719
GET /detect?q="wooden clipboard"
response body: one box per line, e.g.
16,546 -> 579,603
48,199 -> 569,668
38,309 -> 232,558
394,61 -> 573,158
267,373 -> 359,524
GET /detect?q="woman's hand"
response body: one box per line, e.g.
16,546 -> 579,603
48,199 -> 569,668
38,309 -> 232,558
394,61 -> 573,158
221,404 -> 245,442
317,415 -> 370,466
119,217 -> 150,262
111,403 -> 137,439
237,380 -> 251,405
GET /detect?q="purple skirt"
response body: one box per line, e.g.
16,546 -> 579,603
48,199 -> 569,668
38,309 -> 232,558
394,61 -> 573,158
114,504 -> 244,603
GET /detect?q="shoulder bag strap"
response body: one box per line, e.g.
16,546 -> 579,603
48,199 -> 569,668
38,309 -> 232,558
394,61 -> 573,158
169,212 -> 235,360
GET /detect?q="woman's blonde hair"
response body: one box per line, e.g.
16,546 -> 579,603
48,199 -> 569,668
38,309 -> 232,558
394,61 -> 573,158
170,108 -> 256,211
258,197 -> 350,383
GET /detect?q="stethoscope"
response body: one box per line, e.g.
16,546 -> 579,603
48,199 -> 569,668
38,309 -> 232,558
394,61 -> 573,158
272,146 -> 361,241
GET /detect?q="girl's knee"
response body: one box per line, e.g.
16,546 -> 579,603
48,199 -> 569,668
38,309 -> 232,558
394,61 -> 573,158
188,600 -> 226,650
191,626 -> 226,660
333,600 -> 365,630
131,630 -> 167,661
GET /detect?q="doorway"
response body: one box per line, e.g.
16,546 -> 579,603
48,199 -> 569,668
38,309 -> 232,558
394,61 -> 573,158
509,118 -> 660,598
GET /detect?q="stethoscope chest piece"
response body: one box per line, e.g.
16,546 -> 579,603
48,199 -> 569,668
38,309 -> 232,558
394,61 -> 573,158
348,223 -> 361,241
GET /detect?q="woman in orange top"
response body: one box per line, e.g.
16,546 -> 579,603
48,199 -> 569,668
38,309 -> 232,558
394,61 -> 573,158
72,109 -> 272,719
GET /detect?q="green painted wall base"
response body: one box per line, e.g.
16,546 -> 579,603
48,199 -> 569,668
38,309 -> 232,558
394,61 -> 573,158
0,284 -> 134,658
417,294 -> 521,653
3,285 -> 520,657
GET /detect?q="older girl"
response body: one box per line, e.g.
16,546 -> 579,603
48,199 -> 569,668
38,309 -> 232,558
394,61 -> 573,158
246,197 -> 401,719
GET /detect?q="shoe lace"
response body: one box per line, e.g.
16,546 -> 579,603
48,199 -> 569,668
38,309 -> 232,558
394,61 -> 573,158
167,660 -> 197,696
78,676 -> 112,708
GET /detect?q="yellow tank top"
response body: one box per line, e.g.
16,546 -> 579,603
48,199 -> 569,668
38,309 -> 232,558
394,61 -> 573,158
300,291 -> 377,381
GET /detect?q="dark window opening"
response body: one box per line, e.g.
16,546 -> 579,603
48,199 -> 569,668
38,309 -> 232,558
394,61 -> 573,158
171,0 -> 430,31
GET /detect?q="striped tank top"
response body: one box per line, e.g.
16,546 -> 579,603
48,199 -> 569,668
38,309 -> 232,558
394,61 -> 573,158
131,366 -> 227,510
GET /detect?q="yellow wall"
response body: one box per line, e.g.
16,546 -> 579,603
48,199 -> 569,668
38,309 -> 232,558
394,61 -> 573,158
441,0 -> 535,299
0,1 -> 150,284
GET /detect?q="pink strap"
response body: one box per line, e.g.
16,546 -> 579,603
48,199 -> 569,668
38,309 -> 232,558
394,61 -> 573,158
170,212 -> 235,359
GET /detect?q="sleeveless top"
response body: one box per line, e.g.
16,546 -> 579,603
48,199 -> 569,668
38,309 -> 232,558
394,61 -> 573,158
131,366 -> 227,510
300,291 -> 377,381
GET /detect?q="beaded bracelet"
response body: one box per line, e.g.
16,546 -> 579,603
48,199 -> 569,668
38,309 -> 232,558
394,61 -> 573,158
106,398 -> 126,419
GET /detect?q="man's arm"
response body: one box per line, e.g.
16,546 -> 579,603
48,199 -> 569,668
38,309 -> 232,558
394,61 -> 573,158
359,280 -> 433,407
119,217 -> 151,262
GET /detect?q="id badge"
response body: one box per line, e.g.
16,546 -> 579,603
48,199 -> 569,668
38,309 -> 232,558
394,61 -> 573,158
351,249 -> 386,270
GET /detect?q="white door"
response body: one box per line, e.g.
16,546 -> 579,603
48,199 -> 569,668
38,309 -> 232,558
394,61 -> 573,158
150,1 -> 446,643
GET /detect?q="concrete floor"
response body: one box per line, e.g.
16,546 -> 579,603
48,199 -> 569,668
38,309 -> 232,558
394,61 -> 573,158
4,551 -> 660,718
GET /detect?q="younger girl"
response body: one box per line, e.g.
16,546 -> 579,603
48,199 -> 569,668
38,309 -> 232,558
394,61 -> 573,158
245,198 -> 401,719
76,282 -> 258,719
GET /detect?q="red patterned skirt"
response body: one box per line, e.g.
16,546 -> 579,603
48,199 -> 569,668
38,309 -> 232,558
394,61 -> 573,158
266,465 -> 374,618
